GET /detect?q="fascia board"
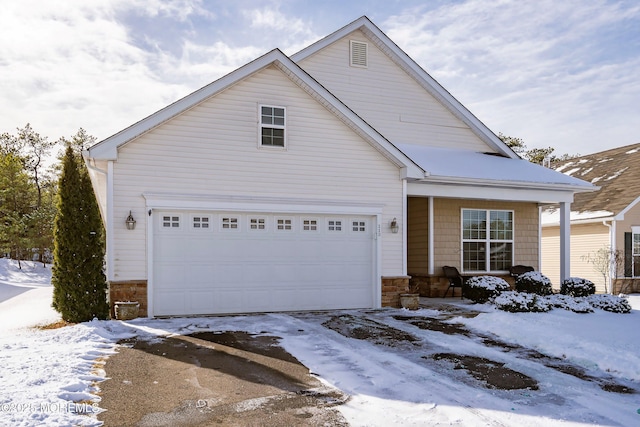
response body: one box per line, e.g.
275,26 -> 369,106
416,175 -> 600,193
407,181 -> 576,203
87,50 -> 287,160
292,16 -> 518,160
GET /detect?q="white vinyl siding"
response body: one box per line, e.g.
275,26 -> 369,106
110,64 -> 403,281
297,31 -> 492,152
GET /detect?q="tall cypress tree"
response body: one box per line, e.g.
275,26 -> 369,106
52,146 -> 109,322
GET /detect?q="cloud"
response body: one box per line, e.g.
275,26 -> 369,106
383,0 -> 640,154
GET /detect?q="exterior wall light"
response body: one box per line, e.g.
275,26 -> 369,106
390,217 -> 399,234
125,211 -> 136,230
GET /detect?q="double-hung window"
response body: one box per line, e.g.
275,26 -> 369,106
260,105 -> 285,147
462,209 -> 513,272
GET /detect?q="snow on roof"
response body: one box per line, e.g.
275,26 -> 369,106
397,144 -> 595,189
541,208 -> 614,226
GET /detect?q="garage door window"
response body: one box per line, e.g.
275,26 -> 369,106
162,216 -> 180,228
328,220 -> 342,231
193,216 -> 210,229
250,218 -> 266,230
276,218 -> 292,231
352,221 -> 366,232
303,219 -> 318,231
222,217 -> 238,230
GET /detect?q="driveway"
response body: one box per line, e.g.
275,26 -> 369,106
97,300 -> 638,426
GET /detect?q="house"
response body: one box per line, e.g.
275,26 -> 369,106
541,143 -> 640,294
84,16 -> 595,318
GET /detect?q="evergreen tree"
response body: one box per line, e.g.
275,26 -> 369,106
52,146 -> 109,322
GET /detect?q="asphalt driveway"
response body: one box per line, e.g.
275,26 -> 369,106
97,301 -> 638,426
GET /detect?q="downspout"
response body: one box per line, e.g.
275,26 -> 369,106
83,158 -> 114,283
428,196 -> 434,275
603,220 -> 615,294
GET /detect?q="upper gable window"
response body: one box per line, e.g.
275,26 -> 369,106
350,40 -> 368,68
260,105 -> 286,148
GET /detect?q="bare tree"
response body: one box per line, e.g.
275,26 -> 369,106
582,247 -> 624,294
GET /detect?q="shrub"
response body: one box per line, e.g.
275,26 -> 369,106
546,294 -> 593,313
587,294 -> 632,313
515,271 -> 553,296
493,291 -> 552,313
464,276 -> 510,304
560,277 -> 596,297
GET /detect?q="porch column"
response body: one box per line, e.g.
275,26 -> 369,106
559,201 -> 571,282
428,196 -> 434,275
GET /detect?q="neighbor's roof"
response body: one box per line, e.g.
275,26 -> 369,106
397,144 -> 597,192
543,143 -> 640,218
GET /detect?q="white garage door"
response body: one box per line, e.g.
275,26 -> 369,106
152,211 -> 376,316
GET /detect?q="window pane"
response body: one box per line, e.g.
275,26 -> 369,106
633,234 -> 640,255
463,210 -> 486,240
490,211 -> 513,240
463,242 -> 486,271
490,242 -> 512,271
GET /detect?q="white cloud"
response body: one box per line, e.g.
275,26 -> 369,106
383,0 -> 640,154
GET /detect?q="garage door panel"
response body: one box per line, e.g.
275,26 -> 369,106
153,211 -> 376,316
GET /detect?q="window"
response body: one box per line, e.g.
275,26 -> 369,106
260,105 -> 285,147
192,216 -> 209,229
462,209 -> 513,272
328,220 -> 342,231
276,218 -> 292,231
162,216 -> 180,228
626,228 -> 640,277
250,218 -> 266,230
352,221 -> 366,232
303,219 -> 317,231
221,217 -> 238,230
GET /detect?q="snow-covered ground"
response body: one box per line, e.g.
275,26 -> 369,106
1,257 -> 639,426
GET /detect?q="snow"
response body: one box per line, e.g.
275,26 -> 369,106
541,208 -> 614,226
1,258 -> 640,426
396,144 -> 594,188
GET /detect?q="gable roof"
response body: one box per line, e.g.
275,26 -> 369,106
544,143 -> 640,218
86,48 -> 424,179
291,16 -> 519,160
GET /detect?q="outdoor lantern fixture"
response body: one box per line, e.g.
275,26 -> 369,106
390,217 -> 399,234
125,211 -> 136,230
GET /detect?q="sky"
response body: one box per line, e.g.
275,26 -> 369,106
1,0 -> 638,157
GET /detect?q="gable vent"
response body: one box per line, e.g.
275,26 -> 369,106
350,40 -> 368,68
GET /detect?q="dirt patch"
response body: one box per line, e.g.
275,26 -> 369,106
430,353 -> 539,390
394,313 -> 637,394
323,314 -> 418,346
393,315 -> 471,336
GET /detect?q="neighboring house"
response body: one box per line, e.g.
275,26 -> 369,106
541,143 -> 640,294
84,16 -> 595,318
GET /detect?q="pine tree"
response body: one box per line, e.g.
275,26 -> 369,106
52,146 -> 109,322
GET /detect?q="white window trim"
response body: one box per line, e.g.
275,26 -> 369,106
460,208 -> 514,273
258,104 -> 286,149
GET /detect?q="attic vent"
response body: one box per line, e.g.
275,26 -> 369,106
350,40 -> 368,68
